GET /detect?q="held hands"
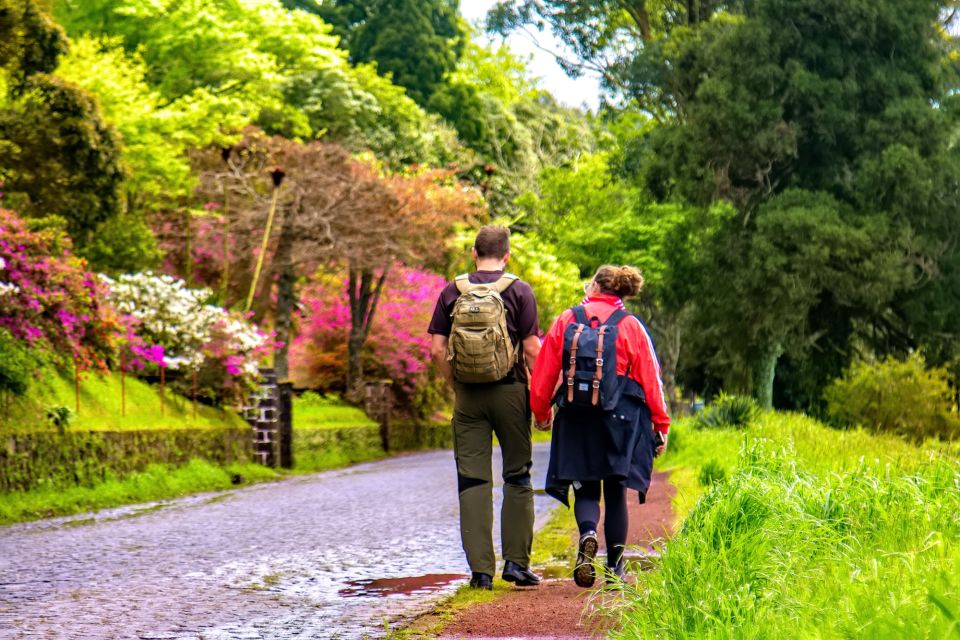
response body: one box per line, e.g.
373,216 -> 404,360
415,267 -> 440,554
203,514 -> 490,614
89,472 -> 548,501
534,410 -> 553,432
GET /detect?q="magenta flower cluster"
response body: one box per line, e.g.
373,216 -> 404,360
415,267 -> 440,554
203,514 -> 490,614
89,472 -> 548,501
290,264 -> 445,397
0,208 -> 118,371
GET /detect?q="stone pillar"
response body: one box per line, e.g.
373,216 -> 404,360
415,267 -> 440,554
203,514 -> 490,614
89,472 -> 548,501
244,368 -> 279,467
364,381 -> 393,452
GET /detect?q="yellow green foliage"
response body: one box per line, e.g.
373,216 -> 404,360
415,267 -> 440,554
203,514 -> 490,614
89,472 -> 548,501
824,353 -> 960,441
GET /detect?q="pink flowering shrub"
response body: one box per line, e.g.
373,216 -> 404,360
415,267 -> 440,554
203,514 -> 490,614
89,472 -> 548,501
0,209 -> 118,372
291,264 -> 447,414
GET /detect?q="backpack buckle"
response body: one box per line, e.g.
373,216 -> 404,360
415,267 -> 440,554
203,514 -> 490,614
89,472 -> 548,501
595,358 -> 604,367
567,377 -> 574,387
569,356 -> 576,364
592,380 -> 601,389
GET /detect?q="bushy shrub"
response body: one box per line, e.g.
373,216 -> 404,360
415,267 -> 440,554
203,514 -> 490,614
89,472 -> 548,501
824,353 -> 960,441
45,406 -> 75,432
0,209 -> 117,370
697,459 -> 727,487
290,264 -> 447,417
692,393 -> 760,430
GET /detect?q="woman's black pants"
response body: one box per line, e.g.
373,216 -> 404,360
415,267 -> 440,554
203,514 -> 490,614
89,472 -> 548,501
573,477 -> 627,568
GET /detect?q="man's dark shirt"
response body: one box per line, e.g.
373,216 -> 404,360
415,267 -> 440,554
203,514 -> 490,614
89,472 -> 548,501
428,270 -> 539,383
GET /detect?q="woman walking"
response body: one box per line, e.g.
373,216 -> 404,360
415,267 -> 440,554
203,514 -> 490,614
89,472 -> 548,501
529,265 -> 670,586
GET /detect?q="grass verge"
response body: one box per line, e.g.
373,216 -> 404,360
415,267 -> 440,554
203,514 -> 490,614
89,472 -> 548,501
293,392 -> 378,429
0,459 -> 280,525
1,366 -> 245,432
609,412 -> 960,639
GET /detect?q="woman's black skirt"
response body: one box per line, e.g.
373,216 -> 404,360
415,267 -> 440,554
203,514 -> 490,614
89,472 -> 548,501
544,377 -> 657,505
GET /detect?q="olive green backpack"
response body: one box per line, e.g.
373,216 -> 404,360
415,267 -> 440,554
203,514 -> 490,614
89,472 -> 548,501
448,273 -> 519,383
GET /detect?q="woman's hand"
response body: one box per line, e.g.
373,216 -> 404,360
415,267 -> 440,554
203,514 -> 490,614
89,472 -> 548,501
654,431 -> 668,457
534,415 -> 553,432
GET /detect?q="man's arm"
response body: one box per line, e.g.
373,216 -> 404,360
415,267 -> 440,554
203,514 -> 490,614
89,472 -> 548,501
522,334 -> 541,376
431,334 -> 454,388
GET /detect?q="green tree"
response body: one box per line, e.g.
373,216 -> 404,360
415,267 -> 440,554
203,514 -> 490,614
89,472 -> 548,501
517,149 -> 695,408
52,0 -> 450,166
1,2 -> 127,252
428,38 -> 594,215
56,36 -> 244,210
0,73 -> 125,246
309,0 -> 465,106
0,0 -> 67,89
496,0 -> 960,408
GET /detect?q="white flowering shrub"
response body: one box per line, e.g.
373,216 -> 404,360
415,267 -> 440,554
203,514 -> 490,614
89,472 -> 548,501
102,272 -> 275,402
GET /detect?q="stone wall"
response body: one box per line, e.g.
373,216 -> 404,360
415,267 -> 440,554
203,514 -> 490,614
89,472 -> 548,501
0,428 -> 251,492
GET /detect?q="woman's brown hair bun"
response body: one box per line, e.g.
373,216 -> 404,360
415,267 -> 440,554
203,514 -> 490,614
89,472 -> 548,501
593,265 -> 644,299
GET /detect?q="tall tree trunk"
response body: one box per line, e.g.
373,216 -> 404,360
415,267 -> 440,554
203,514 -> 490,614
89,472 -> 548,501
752,344 -> 783,409
643,303 -> 688,416
272,208 -> 297,383
220,186 -> 230,305
183,209 -> 193,285
346,263 -> 388,401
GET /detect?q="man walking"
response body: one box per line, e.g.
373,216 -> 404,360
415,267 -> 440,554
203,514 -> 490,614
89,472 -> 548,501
428,225 -> 542,589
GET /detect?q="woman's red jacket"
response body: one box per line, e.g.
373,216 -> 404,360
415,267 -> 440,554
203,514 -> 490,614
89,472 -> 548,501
529,294 -> 671,434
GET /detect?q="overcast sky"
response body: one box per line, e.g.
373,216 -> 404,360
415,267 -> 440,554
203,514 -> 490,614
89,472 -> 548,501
459,0 -> 603,111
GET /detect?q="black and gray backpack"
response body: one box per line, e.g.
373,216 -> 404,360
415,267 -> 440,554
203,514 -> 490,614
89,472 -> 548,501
556,306 -> 629,411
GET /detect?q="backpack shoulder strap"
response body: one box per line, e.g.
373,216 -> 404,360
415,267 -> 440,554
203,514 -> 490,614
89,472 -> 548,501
454,274 -> 473,294
491,273 -> 519,293
571,305 -> 589,325
605,309 -> 630,327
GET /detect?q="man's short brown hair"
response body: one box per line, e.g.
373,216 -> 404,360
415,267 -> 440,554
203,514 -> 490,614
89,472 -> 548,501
474,225 -> 511,259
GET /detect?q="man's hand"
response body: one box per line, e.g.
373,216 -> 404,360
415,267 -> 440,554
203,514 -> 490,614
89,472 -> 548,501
654,431 -> 668,457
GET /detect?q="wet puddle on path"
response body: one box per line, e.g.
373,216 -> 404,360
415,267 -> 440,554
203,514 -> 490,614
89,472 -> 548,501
339,574 -> 466,598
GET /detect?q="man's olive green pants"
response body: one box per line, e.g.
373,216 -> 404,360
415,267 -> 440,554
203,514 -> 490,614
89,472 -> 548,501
452,381 -> 534,577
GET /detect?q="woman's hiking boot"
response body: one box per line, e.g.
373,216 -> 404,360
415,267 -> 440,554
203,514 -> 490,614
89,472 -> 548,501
573,531 -> 599,588
605,556 -> 627,585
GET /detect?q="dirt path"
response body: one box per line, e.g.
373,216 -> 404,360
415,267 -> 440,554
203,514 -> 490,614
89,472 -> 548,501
438,471 -> 676,640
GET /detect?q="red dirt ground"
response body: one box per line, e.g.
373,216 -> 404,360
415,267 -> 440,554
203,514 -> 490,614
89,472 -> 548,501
439,470 -> 676,640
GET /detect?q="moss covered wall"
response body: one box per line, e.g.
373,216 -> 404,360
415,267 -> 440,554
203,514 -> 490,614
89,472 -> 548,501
292,421 -> 453,472
1,428 -> 251,492
1,421 -> 454,493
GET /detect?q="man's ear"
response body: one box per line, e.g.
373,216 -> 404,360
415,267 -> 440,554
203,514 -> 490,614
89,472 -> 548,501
471,247 -> 479,262
502,251 -> 511,267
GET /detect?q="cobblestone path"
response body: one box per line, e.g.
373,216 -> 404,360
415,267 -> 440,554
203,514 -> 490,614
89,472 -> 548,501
0,444 -> 552,640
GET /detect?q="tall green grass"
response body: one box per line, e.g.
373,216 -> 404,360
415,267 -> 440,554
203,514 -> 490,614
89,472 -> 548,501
610,414 -> 960,639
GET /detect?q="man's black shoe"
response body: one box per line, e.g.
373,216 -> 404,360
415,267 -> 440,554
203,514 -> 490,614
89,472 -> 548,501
469,572 -> 493,590
573,531 -> 599,588
501,560 -> 541,587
